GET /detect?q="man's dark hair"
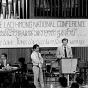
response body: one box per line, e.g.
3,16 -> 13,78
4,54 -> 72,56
59,77 -> 67,87
76,77 -> 83,85
62,38 -> 68,43
71,82 -> 79,88
2,53 -> 7,59
33,44 -> 39,50
19,57 -> 25,63
18,57 -> 27,73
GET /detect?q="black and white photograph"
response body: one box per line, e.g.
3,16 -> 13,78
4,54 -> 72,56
0,0 -> 88,88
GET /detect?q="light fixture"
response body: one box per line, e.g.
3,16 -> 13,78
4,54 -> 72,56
2,0 -> 6,4
8,0 -> 12,3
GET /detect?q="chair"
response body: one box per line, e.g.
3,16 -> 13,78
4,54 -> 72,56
0,73 -> 11,88
50,61 -> 60,83
13,63 -> 27,87
26,63 -> 34,84
43,62 -> 51,84
14,67 -> 22,88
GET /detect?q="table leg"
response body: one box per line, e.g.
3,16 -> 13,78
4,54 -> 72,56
80,68 -> 82,77
84,69 -> 86,84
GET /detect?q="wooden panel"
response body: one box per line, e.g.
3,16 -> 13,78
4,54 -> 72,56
8,48 -> 18,64
20,48 -> 31,63
0,48 -> 31,64
73,47 -> 88,61
8,49 -> 13,64
24,48 -> 31,63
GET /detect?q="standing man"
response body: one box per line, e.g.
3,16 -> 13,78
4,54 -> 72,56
31,44 -> 44,88
56,38 -> 73,76
56,38 -> 73,59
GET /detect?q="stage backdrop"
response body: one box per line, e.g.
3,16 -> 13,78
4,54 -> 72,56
0,19 -> 88,48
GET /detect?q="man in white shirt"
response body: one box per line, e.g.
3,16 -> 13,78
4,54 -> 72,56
56,38 -> 73,59
31,44 -> 44,88
56,38 -> 73,76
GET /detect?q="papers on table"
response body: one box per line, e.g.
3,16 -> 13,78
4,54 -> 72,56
82,85 -> 88,88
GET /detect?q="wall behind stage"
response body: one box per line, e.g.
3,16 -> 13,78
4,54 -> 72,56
73,47 -> 88,61
0,47 -> 88,64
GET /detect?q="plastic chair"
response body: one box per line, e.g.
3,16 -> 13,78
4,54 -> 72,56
26,63 -> 34,84
43,62 -> 51,84
50,61 -> 60,83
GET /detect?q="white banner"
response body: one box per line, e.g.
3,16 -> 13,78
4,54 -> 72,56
0,19 -> 88,48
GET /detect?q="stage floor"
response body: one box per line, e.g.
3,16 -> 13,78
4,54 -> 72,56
29,82 -> 88,88
12,82 -> 88,88
11,80 -> 88,88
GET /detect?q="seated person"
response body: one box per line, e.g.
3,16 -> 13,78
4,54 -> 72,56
18,57 -> 27,74
71,82 -> 79,88
75,77 -> 84,88
0,53 -> 15,86
0,53 -> 8,84
57,77 -> 68,88
0,53 -> 8,67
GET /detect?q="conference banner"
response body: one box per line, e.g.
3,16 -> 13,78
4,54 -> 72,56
0,19 -> 88,48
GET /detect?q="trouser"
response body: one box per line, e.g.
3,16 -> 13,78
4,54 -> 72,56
32,66 -> 44,88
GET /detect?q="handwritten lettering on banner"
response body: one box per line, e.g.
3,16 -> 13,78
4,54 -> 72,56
0,19 -> 88,48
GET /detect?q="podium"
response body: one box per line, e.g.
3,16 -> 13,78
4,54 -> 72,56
60,58 -> 77,86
